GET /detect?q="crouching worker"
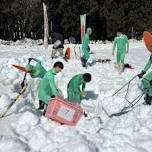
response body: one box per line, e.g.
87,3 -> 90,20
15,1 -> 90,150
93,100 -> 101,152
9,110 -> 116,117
138,55 -> 152,105
67,73 -> 92,105
38,62 -> 64,114
26,58 -> 46,78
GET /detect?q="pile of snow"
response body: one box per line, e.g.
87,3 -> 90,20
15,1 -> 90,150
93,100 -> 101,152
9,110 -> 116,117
0,39 -> 14,45
0,94 -> 11,113
13,38 -> 42,46
0,37 -> 142,47
0,136 -> 28,152
0,41 -> 152,152
129,39 -> 143,43
0,38 -> 44,46
12,111 -> 40,136
90,40 -> 106,44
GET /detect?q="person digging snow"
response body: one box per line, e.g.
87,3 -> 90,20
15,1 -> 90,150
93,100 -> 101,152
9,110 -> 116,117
38,61 -> 64,114
81,28 -> 92,67
138,55 -> 152,105
26,58 -> 46,78
112,30 -> 129,73
67,73 -> 92,105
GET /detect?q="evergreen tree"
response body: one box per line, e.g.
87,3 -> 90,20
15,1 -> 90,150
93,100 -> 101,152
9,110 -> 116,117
0,0 -> 152,40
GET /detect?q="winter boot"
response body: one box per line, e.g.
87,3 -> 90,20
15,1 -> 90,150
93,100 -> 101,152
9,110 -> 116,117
119,64 -> 124,74
144,94 -> 152,105
114,63 -> 119,69
81,57 -> 87,67
38,100 -> 45,110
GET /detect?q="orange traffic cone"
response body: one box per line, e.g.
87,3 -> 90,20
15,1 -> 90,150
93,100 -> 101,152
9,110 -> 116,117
65,47 -> 71,59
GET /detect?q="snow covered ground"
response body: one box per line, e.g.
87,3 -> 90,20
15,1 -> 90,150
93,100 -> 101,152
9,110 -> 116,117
0,40 -> 152,152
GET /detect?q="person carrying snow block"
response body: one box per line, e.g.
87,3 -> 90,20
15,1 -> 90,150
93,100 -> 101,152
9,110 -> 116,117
138,55 -> 152,105
67,73 -> 92,105
38,62 -> 64,113
81,28 -> 92,67
51,31 -> 64,59
26,58 -> 47,78
112,30 -> 129,73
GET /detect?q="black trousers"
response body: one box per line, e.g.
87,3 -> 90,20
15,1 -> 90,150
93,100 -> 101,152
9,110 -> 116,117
144,94 -> 152,105
81,57 -> 87,67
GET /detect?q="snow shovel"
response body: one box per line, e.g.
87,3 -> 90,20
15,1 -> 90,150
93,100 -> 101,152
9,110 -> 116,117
20,58 -> 32,88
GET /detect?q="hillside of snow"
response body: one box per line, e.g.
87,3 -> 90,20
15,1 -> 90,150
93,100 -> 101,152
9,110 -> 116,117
0,41 -> 152,152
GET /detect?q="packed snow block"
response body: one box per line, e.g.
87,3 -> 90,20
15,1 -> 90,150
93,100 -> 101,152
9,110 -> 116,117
45,98 -> 83,126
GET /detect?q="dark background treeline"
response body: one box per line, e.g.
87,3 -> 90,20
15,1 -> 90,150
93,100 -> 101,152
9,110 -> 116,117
0,0 -> 152,42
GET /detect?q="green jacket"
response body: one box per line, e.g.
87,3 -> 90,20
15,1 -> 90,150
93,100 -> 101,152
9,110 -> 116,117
26,58 -> 46,78
68,74 -> 85,92
143,55 -> 152,72
67,74 -> 85,104
38,69 -> 59,105
113,34 -> 129,52
82,28 -> 91,60
141,55 -> 152,96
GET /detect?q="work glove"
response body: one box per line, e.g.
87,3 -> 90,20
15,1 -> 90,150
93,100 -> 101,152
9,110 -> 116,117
138,71 -> 146,79
51,95 -> 64,100
83,111 -> 88,117
28,58 -> 32,63
58,95 -> 64,100
81,92 -> 89,100
51,95 -> 55,98
81,92 -> 87,98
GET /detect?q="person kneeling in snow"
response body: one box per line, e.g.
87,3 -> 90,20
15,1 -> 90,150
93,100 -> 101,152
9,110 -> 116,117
138,55 -> 152,105
38,62 -> 64,114
26,58 -> 46,78
81,28 -> 92,67
67,73 -> 92,105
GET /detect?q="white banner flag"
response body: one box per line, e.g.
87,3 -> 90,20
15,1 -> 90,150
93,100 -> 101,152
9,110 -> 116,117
43,2 -> 49,51
80,14 -> 86,43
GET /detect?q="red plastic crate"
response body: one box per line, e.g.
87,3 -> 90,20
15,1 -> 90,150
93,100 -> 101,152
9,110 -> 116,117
45,98 -> 83,126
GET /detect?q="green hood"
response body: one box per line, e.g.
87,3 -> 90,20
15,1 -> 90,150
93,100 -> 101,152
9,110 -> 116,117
86,28 -> 92,35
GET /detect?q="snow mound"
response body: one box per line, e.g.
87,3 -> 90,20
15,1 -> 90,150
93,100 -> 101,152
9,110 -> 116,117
60,141 -> 97,152
0,94 -> 11,110
12,111 -> 39,136
13,38 -> 38,46
0,39 -> 13,45
0,38 -> 43,46
0,136 -> 28,152
28,127 -> 48,151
